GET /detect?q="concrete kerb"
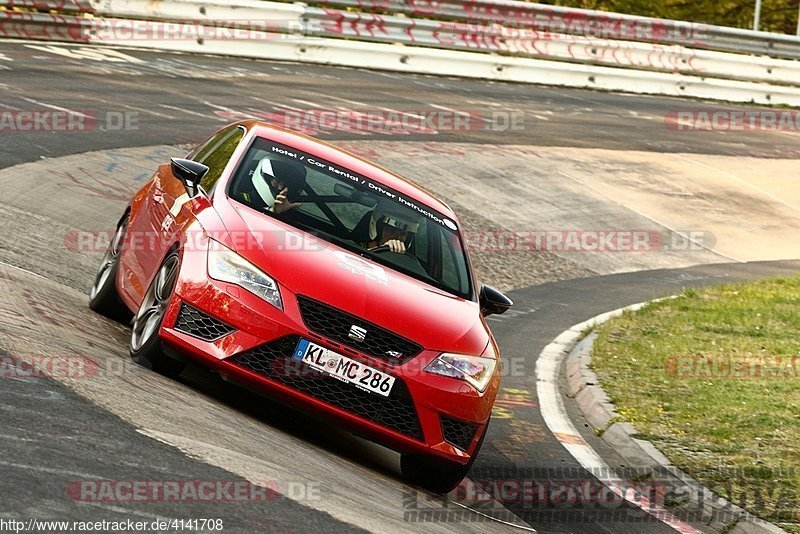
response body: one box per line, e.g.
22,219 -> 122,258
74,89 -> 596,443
556,298 -> 787,534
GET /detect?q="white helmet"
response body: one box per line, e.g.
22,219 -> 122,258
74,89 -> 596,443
368,199 -> 422,241
251,156 -> 307,206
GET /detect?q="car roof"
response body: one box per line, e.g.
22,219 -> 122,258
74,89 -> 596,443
240,120 -> 458,221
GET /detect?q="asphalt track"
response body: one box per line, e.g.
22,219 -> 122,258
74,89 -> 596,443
1,40 -> 800,534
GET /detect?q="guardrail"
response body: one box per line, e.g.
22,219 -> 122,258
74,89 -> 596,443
2,0 -> 800,106
2,0 -> 93,13
313,0 -> 800,60
302,8 -> 800,86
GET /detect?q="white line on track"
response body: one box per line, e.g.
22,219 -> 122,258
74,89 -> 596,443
273,103 -> 306,112
119,104 -> 176,120
18,97 -> 92,118
429,104 -> 493,124
0,259 -> 48,280
196,99 -> 239,113
324,95 -> 370,108
71,93 -> 178,120
535,305 -> 703,534
0,459 -> 102,480
466,99 -> 504,108
370,71 -> 403,80
449,502 -> 537,532
157,104 -> 227,121
290,98 -> 324,108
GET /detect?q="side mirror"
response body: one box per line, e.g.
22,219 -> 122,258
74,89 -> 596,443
171,158 -> 209,197
479,284 -> 513,316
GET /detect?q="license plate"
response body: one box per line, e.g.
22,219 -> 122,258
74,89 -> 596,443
293,339 -> 395,397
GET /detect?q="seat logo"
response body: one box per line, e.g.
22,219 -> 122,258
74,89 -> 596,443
348,325 -> 367,342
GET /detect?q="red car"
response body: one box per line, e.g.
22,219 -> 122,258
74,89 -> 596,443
89,121 -> 512,492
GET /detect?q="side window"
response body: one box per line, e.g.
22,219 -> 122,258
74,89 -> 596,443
189,125 -> 245,192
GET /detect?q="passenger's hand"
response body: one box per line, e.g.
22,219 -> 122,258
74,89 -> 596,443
273,188 -> 301,214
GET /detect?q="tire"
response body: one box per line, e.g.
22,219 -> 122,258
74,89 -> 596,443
129,251 -> 187,378
401,418 -> 490,494
89,215 -> 133,323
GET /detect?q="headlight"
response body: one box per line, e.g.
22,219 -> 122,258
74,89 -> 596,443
207,239 -> 282,310
424,353 -> 496,392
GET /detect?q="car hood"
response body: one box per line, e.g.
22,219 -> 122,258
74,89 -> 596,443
223,204 -> 489,356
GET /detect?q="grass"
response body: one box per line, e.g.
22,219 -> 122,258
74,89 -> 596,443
591,276 -> 800,532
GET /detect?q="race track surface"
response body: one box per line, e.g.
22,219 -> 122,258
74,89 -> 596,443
1,40 -> 799,534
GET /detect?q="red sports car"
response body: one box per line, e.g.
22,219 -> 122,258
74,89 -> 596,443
89,121 -> 512,492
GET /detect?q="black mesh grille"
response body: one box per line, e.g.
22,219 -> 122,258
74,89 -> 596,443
441,416 -> 479,452
230,335 -> 424,441
296,295 -> 422,365
174,303 -> 236,342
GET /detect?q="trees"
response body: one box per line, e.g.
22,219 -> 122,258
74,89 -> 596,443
548,0 -> 800,34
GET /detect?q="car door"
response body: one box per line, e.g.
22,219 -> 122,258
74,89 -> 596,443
134,125 -> 246,306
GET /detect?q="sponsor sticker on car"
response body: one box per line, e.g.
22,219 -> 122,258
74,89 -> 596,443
293,339 -> 395,397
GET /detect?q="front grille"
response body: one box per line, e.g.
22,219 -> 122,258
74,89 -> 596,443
441,416 -> 479,452
296,295 -> 422,365
230,335 -> 424,441
174,303 -> 236,342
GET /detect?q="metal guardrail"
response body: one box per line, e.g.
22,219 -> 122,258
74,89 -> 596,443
0,10 -> 89,41
301,7 -> 800,86
312,0 -> 800,60
1,0 -> 93,12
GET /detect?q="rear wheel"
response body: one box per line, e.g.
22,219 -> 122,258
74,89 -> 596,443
89,215 -> 133,323
401,418 -> 489,493
130,251 -> 187,378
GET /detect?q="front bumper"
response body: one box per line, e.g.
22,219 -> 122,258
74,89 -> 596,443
158,252 -> 499,465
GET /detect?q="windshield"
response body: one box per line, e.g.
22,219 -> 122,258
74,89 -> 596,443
226,137 -> 473,299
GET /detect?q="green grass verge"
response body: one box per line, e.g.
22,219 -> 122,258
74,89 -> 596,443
591,276 -> 800,532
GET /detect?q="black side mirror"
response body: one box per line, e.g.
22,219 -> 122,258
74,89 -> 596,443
171,158 -> 209,197
479,284 -> 513,316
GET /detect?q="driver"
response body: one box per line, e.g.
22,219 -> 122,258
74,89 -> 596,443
248,156 -> 307,215
358,200 -> 421,254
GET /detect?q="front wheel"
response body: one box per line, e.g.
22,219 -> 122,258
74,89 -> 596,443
130,251 -> 187,378
89,215 -> 133,323
401,418 -> 489,493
